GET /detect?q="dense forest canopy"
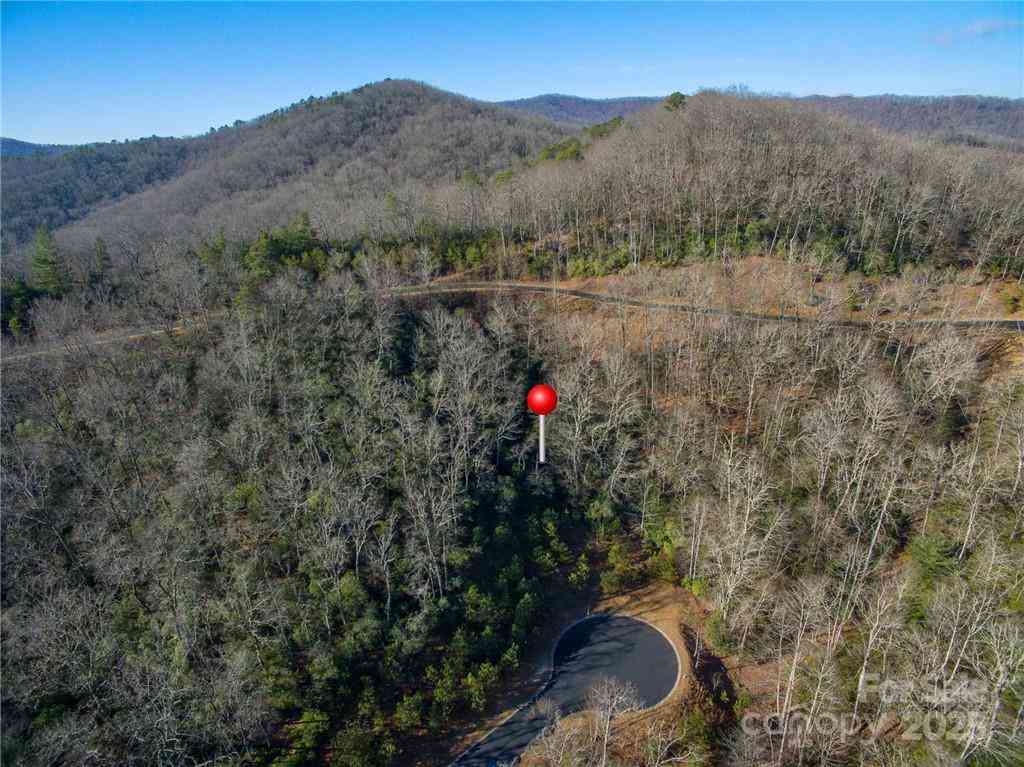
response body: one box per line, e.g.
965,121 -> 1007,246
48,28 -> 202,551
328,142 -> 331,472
4,227 -> 1023,765
2,77 -> 1024,767
407,92 -> 1024,277
2,272 -> 559,764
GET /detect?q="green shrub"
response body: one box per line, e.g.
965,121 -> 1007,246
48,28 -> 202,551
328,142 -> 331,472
512,591 -> 539,639
681,577 -> 708,598
501,641 -> 520,672
584,116 -> 623,140
532,546 -> 558,576
744,220 -> 768,251
704,610 -> 736,656
811,236 -> 842,267
685,231 -> 708,260
600,542 -> 640,595
538,138 -> 583,162
555,142 -> 582,161
329,722 -> 395,767
723,227 -> 744,255
394,692 -> 423,732
271,709 -> 329,767
732,688 -> 753,718
262,644 -> 302,710
678,706 -> 712,752
1001,283 -> 1024,314
664,92 -> 687,111
225,482 -> 260,513
463,661 -> 500,712
1,277 -> 43,337
909,534 -> 957,581
586,495 -> 620,540
568,553 -> 591,591
861,247 -> 896,276
606,245 -> 630,271
646,548 -> 678,583
567,257 -> 591,279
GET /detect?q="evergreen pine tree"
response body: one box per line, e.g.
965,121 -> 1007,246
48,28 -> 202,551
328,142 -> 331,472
94,237 -> 111,275
664,91 -> 687,111
31,225 -> 68,296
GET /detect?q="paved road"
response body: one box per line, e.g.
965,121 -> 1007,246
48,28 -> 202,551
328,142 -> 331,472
5,279 -> 1021,365
454,614 -> 679,766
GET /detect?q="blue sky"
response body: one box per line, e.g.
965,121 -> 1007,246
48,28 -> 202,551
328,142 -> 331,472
2,1 -> 1022,144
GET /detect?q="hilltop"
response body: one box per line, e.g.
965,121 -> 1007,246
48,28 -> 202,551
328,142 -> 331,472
8,86 -> 1024,270
1,80 -> 568,261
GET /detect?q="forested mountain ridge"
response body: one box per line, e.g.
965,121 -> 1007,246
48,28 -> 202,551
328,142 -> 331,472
417,92 -> 1024,277
496,94 -> 663,125
800,94 -> 1024,143
5,88 -> 1023,344
1,79 -> 569,259
0,138 -> 73,158
1,132 -> 232,247
499,91 -> 1024,147
8,85 -> 1024,277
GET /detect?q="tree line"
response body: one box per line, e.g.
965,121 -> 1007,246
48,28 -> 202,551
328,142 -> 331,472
9,89 -> 1021,312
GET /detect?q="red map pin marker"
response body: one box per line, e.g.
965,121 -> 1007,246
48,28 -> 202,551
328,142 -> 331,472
527,384 -> 558,463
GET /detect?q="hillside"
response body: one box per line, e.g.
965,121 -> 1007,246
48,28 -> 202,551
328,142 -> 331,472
6,90 -> 1023,341
491,91 -> 1024,143
1,133 -> 233,247
1,80 -> 569,263
4,79 -> 1024,767
11,88 -> 1024,270
410,92 -> 1024,277
499,91 -> 1024,147
496,93 -> 662,125
800,94 -> 1024,144
5,256 -> 1024,766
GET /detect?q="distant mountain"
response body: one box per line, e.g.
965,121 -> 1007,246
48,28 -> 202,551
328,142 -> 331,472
0,138 -> 73,158
11,84 -> 1023,264
497,94 -> 663,125
498,91 -> 1024,147
2,133 -> 227,246
2,80 -> 569,254
798,94 -> 1024,147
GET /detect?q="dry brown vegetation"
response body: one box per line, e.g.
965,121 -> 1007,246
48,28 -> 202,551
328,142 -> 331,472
3,82 -> 1023,767
513,274 -> 1024,766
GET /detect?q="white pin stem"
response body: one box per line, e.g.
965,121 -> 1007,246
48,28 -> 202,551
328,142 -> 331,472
539,414 -> 546,463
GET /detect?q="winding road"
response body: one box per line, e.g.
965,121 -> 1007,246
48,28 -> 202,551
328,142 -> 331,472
453,614 -> 679,767
3,279 -> 1022,366
395,280 -> 1024,331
